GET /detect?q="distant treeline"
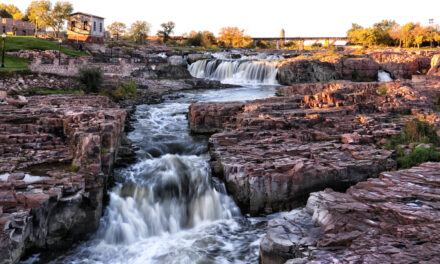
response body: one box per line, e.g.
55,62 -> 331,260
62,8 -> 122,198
347,20 -> 440,48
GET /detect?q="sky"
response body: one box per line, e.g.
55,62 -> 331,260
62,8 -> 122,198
12,0 -> 440,37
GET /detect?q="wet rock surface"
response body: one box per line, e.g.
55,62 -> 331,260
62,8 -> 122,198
189,78 -> 440,215
260,162 -> 440,264
0,95 -> 126,264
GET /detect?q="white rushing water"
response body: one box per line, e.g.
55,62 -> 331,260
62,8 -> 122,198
23,86 -> 279,264
189,53 -> 281,85
378,70 -> 393,82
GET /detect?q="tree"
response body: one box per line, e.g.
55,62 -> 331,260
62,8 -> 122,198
389,24 -> 403,47
129,20 -> 151,43
217,27 -> 252,48
157,21 -> 175,42
107,22 -> 126,40
46,1 -> 73,38
185,30 -> 216,47
401,22 -> 415,48
412,23 -> 428,48
26,0 -> 51,35
0,4 -> 24,20
347,23 -> 364,44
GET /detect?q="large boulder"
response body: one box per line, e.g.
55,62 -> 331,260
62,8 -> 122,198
276,60 -> 339,85
427,54 -> 440,76
260,162 -> 440,264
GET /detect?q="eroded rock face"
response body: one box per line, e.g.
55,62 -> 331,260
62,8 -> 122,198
276,60 -> 340,85
369,52 -> 432,79
260,162 -> 440,264
0,95 -> 126,264
189,79 -> 440,215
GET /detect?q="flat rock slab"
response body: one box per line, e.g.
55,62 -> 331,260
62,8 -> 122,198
260,162 -> 440,264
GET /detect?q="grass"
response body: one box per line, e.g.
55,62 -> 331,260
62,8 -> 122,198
0,54 -> 29,71
397,146 -> 440,169
385,119 -> 440,168
4,36 -> 88,56
23,87 -> 84,96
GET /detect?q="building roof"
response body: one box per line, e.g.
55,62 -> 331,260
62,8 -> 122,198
70,12 -> 104,20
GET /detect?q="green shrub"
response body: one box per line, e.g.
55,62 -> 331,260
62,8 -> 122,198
376,84 -> 388,95
397,146 -> 440,169
76,67 -> 103,93
111,80 -> 137,101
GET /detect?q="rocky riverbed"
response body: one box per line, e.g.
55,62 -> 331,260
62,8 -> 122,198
2,47 -> 440,264
189,77 -> 440,215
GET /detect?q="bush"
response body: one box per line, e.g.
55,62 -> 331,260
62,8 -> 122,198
111,80 -> 137,101
77,67 -> 103,93
397,146 -> 440,169
376,84 -> 388,95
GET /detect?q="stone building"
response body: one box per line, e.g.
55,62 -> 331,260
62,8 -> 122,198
0,17 -> 37,36
67,12 -> 104,43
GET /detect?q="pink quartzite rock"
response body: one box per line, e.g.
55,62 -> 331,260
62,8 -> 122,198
0,95 -> 126,264
260,162 -> 440,264
189,79 -> 440,215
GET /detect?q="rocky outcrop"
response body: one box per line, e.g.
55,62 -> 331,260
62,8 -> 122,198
260,162 -> 440,264
0,95 -> 126,264
0,73 -> 84,94
336,57 -> 379,80
427,54 -> 440,76
276,60 -> 339,85
276,50 -> 439,85
189,79 -> 440,215
369,52 -> 432,79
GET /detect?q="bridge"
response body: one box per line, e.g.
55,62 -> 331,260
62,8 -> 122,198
251,37 -> 348,48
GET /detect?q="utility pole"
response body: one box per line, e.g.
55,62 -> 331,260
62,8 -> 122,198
429,19 -> 434,48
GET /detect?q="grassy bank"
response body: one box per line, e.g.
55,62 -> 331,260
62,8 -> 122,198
0,54 -> 29,72
4,36 -> 88,56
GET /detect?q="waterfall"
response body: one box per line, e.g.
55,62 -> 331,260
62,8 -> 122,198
378,70 -> 393,82
99,154 -> 238,245
189,59 -> 279,85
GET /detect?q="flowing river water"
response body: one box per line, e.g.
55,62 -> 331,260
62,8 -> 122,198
23,83 -> 282,263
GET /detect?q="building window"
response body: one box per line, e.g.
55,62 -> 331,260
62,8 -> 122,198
99,23 -> 102,32
93,21 -> 96,31
83,21 -> 87,30
2,26 -> 5,33
71,21 -> 76,29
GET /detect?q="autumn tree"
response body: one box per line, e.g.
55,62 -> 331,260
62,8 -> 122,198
185,30 -> 216,47
0,4 -> 24,20
411,23 -> 428,48
389,24 -> 403,47
46,1 -> 73,38
217,27 -> 251,48
157,21 -> 175,42
26,0 -> 51,35
107,22 -> 126,40
129,20 -> 151,43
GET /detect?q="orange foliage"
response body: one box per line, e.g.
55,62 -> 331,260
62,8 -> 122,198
217,27 -> 252,48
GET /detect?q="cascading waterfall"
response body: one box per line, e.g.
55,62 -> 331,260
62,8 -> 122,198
30,87 -> 279,264
189,59 -> 279,85
378,70 -> 393,82
100,154 -> 235,245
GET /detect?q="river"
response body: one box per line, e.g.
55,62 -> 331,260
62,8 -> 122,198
22,84 -> 283,264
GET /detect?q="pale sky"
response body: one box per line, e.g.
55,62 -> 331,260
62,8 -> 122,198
12,0 -> 440,37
